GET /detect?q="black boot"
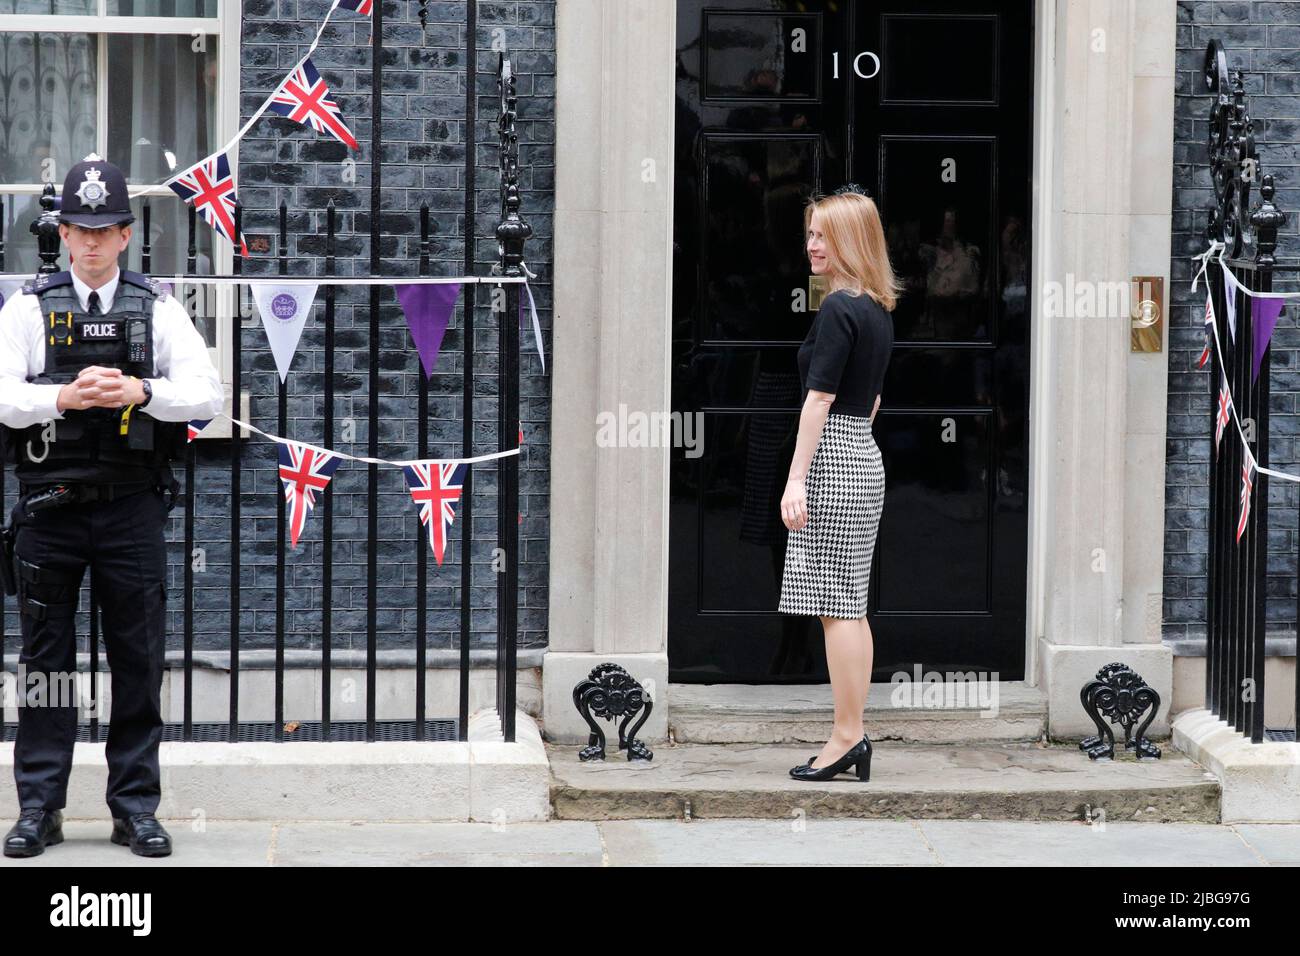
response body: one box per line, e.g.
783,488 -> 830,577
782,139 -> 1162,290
3,808 -> 64,858
110,813 -> 172,857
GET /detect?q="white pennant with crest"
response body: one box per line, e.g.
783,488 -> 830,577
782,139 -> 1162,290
252,283 -> 319,382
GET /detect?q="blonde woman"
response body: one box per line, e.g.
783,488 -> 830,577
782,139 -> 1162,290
778,188 -> 897,782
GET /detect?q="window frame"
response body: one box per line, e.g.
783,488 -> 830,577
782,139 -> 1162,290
0,0 -> 242,427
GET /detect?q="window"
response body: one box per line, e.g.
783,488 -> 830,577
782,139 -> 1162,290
0,0 -> 240,405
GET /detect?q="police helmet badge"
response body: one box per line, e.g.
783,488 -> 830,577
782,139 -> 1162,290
75,166 -> 109,211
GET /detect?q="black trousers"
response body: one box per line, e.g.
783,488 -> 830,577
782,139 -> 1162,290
11,487 -> 168,818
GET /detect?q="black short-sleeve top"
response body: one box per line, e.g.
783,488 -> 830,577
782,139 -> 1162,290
797,288 -> 894,417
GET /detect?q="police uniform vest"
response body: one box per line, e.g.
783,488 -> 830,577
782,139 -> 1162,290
7,269 -> 185,486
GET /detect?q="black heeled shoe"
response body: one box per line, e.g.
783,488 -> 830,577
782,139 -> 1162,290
804,735 -> 873,776
790,737 -> 872,782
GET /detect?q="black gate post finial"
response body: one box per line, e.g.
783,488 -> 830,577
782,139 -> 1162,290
1250,175 -> 1286,270
495,52 -> 533,277
1205,40 -> 1261,259
31,183 -> 62,274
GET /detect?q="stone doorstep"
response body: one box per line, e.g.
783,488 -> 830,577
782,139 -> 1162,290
0,709 -> 553,824
667,680 -> 1051,744
1172,708 -> 1300,824
547,740 -> 1221,823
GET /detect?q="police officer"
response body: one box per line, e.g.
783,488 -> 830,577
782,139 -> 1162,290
0,153 -> 223,858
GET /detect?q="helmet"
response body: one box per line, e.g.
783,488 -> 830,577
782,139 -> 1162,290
59,153 -> 136,229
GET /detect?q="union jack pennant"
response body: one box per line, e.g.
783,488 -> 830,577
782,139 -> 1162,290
402,461 -> 468,565
267,57 -> 359,151
1197,293 -> 1215,369
187,419 -> 212,442
278,440 -> 343,548
1236,458 -> 1255,543
165,151 -> 249,257
1215,371 -> 1233,459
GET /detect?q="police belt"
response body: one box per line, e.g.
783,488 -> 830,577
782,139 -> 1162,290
18,480 -> 158,509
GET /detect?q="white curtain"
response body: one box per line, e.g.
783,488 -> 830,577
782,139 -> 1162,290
107,32 -> 216,275
1,30 -> 216,275
0,32 -> 96,184
0,31 -> 96,273
107,33 -> 215,184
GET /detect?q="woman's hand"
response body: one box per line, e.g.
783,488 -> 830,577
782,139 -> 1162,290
781,478 -> 808,531
870,393 -> 881,423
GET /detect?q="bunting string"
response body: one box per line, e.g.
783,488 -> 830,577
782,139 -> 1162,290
1190,240 -> 1224,294
0,270 -> 543,374
163,0 -> 348,193
150,0 -> 365,251
217,412 -> 520,468
216,406 -> 510,557
0,275 -> 524,287
1217,246 -> 1299,299
139,0 -> 370,254
1192,242 -> 1300,300
1192,243 -> 1299,485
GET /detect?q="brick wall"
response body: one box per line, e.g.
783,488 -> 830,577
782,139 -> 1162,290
1166,0 -> 1300,641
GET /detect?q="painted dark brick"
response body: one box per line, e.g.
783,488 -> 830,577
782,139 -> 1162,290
1167,0 -> 1300,641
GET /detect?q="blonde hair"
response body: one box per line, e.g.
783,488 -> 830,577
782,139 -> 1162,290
804,192 -> 902,312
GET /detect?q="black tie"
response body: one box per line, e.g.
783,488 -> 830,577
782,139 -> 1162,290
87,291 -> 101,316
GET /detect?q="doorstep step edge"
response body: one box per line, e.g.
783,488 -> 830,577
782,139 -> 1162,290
549,782 -> 1221,823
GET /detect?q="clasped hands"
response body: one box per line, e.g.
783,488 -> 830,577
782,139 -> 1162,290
56,366 -> 147,412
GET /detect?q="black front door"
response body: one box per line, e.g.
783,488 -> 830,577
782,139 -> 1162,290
669,0 -> 1033,682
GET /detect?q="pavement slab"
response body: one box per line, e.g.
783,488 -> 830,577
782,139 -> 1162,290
0,818 -> 1292,866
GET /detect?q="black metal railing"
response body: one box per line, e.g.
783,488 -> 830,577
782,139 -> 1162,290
0,48 -> 528,745
1201,40 -> 1295,743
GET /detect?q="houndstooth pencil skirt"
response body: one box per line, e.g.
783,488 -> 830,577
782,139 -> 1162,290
778,412 -> 886,619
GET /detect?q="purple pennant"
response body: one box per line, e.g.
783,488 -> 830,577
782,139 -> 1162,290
394,282 -> 461,378
1251,295 -> 1286,385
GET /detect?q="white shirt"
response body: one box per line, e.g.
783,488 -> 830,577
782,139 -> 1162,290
0,265 -> 224,429
70,268 -> 119,314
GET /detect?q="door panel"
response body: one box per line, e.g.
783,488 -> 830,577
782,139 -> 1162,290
701,135 -> 822,342
702,11 -> 824,99
670,0 -> 1032,683
879,14 -> 1001,104
881,136 -> 997,342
